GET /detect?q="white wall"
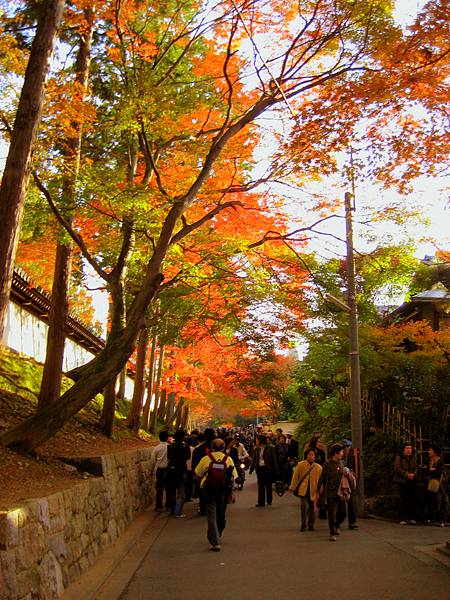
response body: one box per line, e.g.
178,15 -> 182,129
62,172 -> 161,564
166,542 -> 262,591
4,302 -> 134,399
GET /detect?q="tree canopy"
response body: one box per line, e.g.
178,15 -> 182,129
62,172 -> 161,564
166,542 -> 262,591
0,0 -> 448,449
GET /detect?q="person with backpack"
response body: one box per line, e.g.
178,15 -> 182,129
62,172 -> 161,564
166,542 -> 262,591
192,428 -> 215,516
195,437 -> 238,551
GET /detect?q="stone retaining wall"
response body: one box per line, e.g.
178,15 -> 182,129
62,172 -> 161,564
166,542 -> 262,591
0,448 -> 153,600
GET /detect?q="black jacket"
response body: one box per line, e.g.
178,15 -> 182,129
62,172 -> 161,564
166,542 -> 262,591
250,445 -> 279,476
393,454 -> 417,485
317,459 -> 343,497
192,440 -> 213,470
167,442 -> 190,481
288,438 -> 299,460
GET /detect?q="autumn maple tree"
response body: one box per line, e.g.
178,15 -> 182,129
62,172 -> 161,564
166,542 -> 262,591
1,0 -> 447,451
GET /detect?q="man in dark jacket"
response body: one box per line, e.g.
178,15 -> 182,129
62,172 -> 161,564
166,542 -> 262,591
166,429 -> 191,517
394,442 -> 419,525
316,444 -> 345,541
250,434 -> 279,507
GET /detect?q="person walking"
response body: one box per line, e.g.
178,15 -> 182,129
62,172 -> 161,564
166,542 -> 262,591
290,448 -> 322,531
249,434 -> 279,507
304,432 -> 326,465
148,430 -> 170,512
286,433 -> 299,484
336,439 -> 359,530
275,434 -> 290,487
316,444 -> 345,541
424,444 -> 445,526
192,428 -> 215,516
195,437 -> 238,551
167,429 -> 190,517
394,442 -> 419,525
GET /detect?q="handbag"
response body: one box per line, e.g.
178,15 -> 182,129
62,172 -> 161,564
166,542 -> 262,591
292,464 -> 315,497
275,480 -> 286,496
428,478 -> 440,493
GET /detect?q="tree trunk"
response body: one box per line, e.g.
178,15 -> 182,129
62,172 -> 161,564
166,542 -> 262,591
38,10 -> 93,409
100,378 -> 117,437
117,367 -> 127,402
180,404 -> 189,430
173,397 -> 185,430
128,327 -> 149,430
150,341 -> 165,434
0,0 -> 65,340
149,393 -> 160,435
98,281 -> 126,437
142,333 -> 157,430
158,389 -> 167,424
164,392 -> 176,428
37,242 -> 72,409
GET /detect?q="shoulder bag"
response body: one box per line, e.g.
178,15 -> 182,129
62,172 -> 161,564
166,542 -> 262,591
293,464 -> 315,497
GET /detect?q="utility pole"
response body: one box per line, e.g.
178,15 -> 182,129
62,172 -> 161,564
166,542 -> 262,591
344,190 -> 365,517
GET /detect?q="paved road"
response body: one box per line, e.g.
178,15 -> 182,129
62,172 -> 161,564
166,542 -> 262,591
109,474 -> 450,600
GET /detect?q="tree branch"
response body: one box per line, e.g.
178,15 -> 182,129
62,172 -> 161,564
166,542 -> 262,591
32,170 -> 109,281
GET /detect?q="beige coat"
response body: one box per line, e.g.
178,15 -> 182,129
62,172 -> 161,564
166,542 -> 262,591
290,460 -> 322,500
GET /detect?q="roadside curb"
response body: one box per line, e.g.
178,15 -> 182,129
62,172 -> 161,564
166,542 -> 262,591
61,510 -> 169,600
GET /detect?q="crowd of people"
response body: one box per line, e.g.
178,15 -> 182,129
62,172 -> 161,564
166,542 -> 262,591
148,425 -> 448,550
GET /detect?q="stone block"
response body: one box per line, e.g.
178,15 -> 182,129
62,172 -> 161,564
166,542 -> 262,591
71,484 -> 88,514
47,493 -> 64,519
63,521 -> 74,540
92,514 -> 103,539
67,562 -> 81,585
67,539 -> 82,562
48,533 -> 67,563
28,499 -> 50,532
99,532 -> 109,550
62,489 -> 73,514
79,554 -> 89,574
16,524 -> 46,571
79,533 -> 90,552
38,551 -> 64,599
0,550 -> 17,600
107,519 -> 117,542
0,510 -> 20,549
16,567 -> 40,599
72,512 -> 87,538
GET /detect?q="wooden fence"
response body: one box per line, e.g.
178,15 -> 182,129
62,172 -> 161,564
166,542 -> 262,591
361,395 -> 429,466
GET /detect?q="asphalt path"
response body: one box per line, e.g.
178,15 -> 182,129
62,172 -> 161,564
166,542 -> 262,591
113,473 -> 450,600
